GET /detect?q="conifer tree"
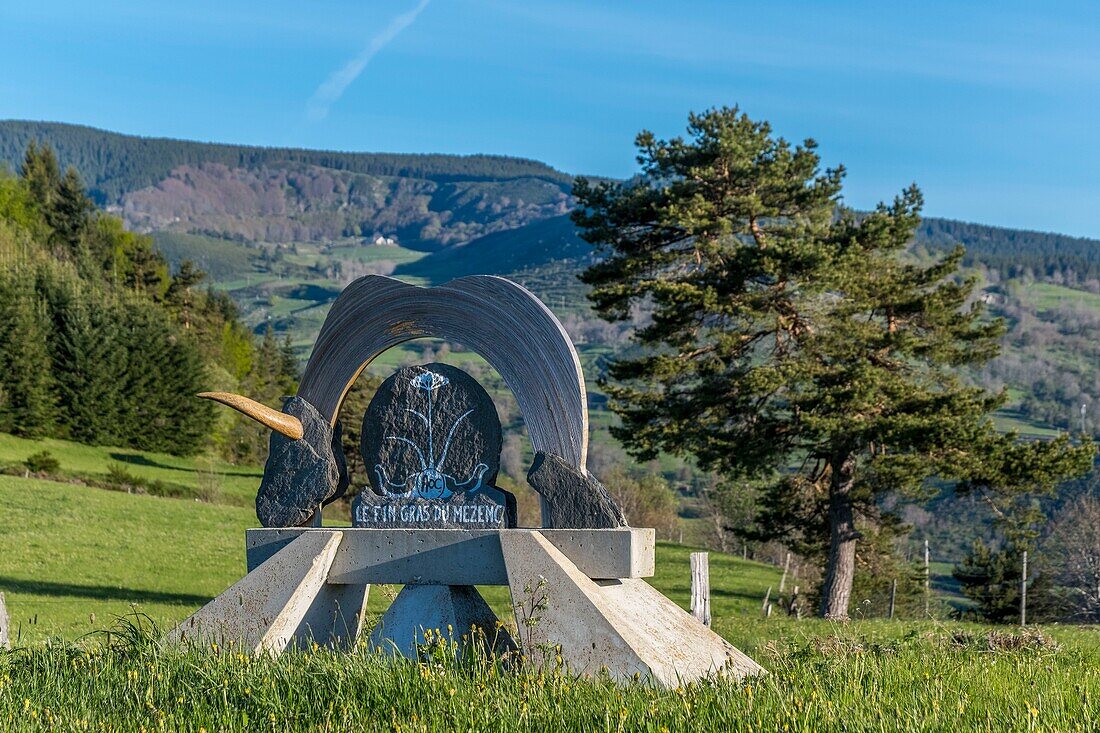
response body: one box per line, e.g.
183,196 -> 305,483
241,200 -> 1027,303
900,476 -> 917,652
164,260 -> 205,329
575,107 -> 1096,618
0,143 -> 240,457
46,280 -> 125,444
115,303 -> 213,454
19,142 -> 60,212
52,166 -> 93,255
0,275 -> 57,436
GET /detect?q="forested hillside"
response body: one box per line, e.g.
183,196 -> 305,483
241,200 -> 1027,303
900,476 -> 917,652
0,121 -> 573,249
0,144 -> 296,459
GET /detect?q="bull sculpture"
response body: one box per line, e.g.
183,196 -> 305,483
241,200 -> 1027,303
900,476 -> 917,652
200,275 -> 625,530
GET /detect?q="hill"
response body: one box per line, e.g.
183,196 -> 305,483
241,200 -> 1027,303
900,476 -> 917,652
3,121 -> 1096,284
0,121 -> 574,249
395,213 -> 590,281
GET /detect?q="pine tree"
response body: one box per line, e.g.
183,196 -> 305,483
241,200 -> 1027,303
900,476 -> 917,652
575,107 -> 1096,618
278,334 -> 300,395
115,303 -> 213,454
164,259 -> 205,329
0,275 -> 58,436
0,142 -> 251,458
52,166 -> 93,255
46,279 -> 125,444
19,142 -> 61,212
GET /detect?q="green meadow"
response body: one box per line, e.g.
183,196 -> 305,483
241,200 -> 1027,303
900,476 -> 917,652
2,470 -> 1099,731
0,473 -> 777,640
0,433 -> 263,507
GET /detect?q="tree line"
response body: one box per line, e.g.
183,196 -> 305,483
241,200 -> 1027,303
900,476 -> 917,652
915,217 -> 1098,287
0,121 -> 572,206
0,143 -> 296,458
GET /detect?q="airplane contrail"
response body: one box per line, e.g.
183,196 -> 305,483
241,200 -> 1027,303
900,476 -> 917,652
307,0 -> 431,121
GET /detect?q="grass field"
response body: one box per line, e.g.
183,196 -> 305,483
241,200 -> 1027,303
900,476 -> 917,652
0,473 -> 779,641
3,474 -> 1100,731
1018,281 -> 1100,314
0,476 -> 256,640
2,621 -> 1097,732
0,433 -> 262,506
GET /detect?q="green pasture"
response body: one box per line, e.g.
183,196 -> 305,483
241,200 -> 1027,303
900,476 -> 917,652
330,243 -> 428,267
151,232 -> 257,282
990,410 -> 1062,439
0,473 -> 781,641
3,474 -> 1100,731
0,434 -> 262,506
0,476 -> 255,641
1018,281 -> 1100,313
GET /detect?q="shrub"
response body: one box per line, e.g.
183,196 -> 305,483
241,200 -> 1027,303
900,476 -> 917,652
104,462 -> 142,491
23,450 -> 60,474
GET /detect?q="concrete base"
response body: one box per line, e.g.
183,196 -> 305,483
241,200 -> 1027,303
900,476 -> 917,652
164,531 -> 357,653
500,530 -> 764,687
163,527 -> 763,688
368,585 -> 516,658
246,527 -> 655,584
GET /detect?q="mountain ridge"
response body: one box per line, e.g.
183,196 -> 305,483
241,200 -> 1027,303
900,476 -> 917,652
0,121 -> 582,249
3,121 -> 1097,264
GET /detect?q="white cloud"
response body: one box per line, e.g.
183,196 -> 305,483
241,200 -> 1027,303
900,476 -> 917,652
306,0 -> 430,121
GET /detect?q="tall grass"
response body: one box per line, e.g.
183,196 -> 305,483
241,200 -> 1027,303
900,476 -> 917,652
2,614 -> 1098,732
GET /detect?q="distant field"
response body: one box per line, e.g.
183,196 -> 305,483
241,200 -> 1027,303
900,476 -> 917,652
329,242 -> 427,267
990,409 -> 1062,439
1019,281 -> 1100,313
152,231 -> 257,281
0,433 -> 262,505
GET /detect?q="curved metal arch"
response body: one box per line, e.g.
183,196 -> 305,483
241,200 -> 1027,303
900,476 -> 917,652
298,275 -> 589,473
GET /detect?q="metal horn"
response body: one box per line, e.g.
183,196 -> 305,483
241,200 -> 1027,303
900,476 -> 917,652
197,392 -> 304,440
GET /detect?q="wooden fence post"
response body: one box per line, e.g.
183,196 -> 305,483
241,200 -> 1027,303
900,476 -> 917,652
690,552 -> 711,627
889,578 -> 897,620
923,539 -> 930,616
1021,550 -> 1028,627
0,591 -> 8,650
761,586 -> 772,617
779,552 -> 791,593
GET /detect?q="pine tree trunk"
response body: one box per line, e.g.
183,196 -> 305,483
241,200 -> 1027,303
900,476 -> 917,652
820,452 -> 859,620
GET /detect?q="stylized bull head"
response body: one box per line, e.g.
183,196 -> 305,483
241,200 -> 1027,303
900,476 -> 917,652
198,274 -> 627,531
200,391 -> 348,528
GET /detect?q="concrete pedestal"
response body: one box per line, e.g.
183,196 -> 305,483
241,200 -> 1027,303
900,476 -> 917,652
164,528 -> 763,686
368,585 -> 516,657
165,531 -> 355,653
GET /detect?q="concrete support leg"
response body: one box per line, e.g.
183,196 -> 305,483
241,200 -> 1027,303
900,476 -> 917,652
291,581 -> 369,650
164,530 -> 343,653
367,585 -> 516,658
500,530 -> 764,687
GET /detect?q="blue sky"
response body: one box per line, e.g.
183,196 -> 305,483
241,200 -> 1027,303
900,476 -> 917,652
2,0 -> 1098,237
